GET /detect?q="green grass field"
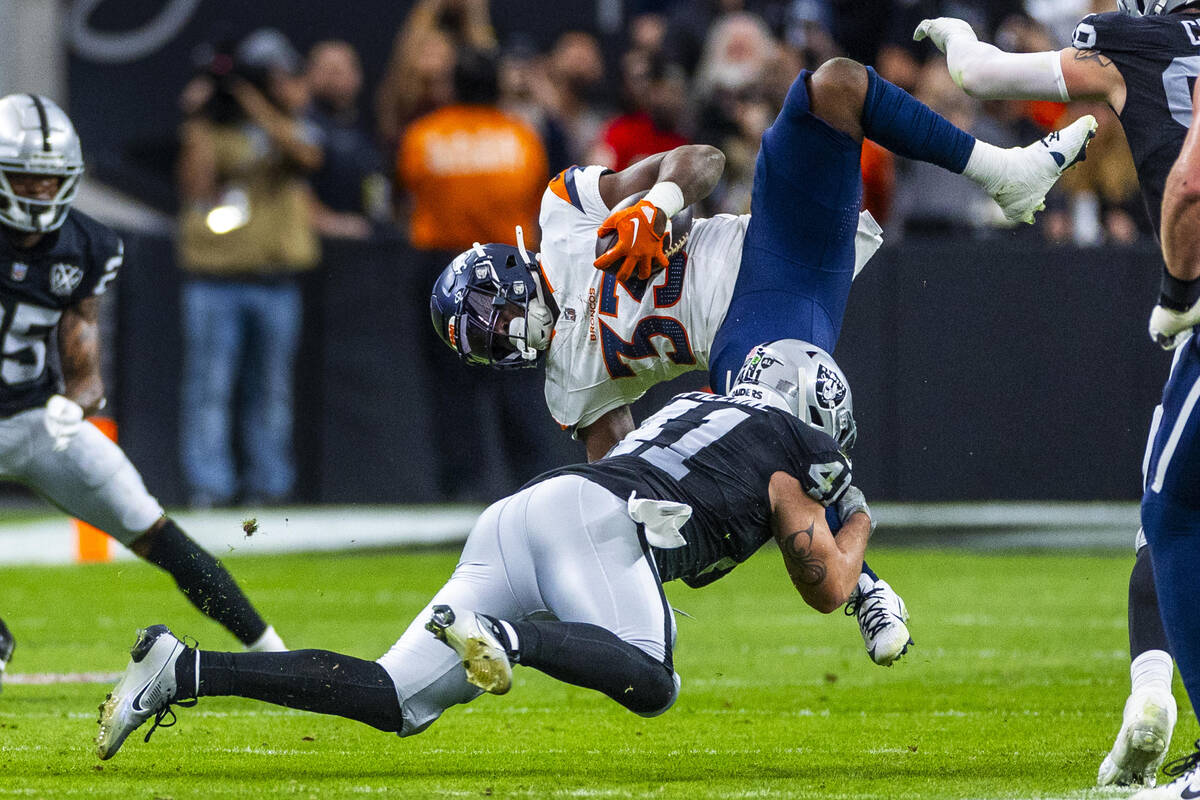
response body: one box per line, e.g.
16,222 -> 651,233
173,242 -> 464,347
0,543 -> 1194,799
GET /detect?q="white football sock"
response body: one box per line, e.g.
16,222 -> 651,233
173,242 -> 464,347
1131,649 -> 1173,696
245,625 -> 287,653
961,140 -> 1010,194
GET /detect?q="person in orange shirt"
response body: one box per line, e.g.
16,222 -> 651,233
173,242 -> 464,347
398,47 -> 548,252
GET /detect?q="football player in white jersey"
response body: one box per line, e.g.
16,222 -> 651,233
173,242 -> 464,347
0,94 -> 285,694
431,57 -> 1096,668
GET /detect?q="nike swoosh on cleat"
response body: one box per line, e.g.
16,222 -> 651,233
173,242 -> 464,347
1050,151 -> 1065,167
1181,784 -> 1200,799
130,682 -> 154,713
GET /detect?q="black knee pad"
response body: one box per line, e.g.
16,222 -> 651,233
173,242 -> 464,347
628,662 -> 680,717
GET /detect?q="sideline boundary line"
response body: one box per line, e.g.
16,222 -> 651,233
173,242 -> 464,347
0,502 -> 1141,567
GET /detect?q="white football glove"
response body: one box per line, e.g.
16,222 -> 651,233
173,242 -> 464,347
1149,302 -> 1200,350
836,485 -> 876,534
913,17 -> 977,53
43,394 -> 84,452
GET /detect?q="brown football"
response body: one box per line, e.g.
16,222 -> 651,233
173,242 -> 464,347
595,190 -> 695,271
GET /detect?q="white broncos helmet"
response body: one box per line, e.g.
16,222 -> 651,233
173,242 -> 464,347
1117,0 -> 1197,15
730,339 -> 857,450
0,94 -> 84,233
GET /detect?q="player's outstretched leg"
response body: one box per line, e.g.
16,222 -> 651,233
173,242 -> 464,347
0,617 -> 13,694
807,57 -> 1096,225
129,519 -> 285,652
428,605 -> 679,716
97,625 -> 404,759
1099,539 -> 1176,788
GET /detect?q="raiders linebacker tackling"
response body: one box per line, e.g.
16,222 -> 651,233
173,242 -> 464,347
0,94 -> 285,693
96,341 -> 876,758
430,57 -> 1097,668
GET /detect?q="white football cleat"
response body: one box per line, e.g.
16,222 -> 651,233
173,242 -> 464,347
96,625 -> 191,760
426,604 -> 512,695
1130,743 -> 1200,799
990,115 -> 1097,224
845,576 -> 913,666
1098,688 -> 1178,787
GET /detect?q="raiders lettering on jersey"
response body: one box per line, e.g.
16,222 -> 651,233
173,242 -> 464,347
0,211 -> 122,417
539,391 -> 852,587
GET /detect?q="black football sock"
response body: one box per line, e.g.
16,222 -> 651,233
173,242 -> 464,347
175,648 -> 403,732
506,619 -> 675,715
1130,544 -> 1172,658
137,520 -> 268,646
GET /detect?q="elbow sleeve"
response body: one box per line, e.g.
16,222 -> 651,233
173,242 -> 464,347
946,40 -> 1069,102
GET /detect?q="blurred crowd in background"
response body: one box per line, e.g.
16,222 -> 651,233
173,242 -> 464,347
173,0 -> 1147,258
172,0 -> 1147,263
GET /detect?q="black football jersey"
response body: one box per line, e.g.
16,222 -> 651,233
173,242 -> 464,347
0,211 -> 122,416
536,392 -> 852,587
1072,11 -> 1200,234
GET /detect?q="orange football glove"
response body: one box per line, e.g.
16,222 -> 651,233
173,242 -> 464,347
593,199 -> 669,282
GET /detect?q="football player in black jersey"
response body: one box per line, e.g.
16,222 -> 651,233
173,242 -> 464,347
0,94 -> 287,695
913,5 -> 1200,789
95,340 -> 878,760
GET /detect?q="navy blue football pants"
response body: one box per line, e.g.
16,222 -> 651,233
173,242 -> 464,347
709,69 -> 862,392
1142,333 -> 1200,714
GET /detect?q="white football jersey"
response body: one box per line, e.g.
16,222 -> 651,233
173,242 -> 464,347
537,165 -> 883,431
539,165 -> 746,430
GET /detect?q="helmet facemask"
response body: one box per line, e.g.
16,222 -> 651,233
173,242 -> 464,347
0,166 -> 83,233
435,230 -> 555,370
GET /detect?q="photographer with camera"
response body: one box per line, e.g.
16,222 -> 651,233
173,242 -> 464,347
176,28 -> 323,508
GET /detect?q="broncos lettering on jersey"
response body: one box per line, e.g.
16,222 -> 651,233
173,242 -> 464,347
1072,11 -> 1200,234
539,165 -> 883,431
536,391 -> 853,588
0,210 -> 121,417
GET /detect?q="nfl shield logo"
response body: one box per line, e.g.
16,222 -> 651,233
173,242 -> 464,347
10,262 -> 27,281
49,263 -> 83,297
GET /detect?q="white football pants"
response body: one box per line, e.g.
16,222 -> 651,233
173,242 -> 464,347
0,407 -> 163,544
376,474 -> 677,735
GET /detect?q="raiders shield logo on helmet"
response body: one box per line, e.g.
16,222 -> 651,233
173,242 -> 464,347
49,263 -> 84,297
815,364 -> 847,409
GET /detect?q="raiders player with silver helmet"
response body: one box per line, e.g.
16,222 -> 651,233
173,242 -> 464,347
96,374 -> 877,759
730,340 -> 911,665
0,94 -> 286,693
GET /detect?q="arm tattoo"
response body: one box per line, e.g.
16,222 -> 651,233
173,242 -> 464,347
781,521 -> 827,587
1073,49 -> 1114,68
59,298 -> 103,407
